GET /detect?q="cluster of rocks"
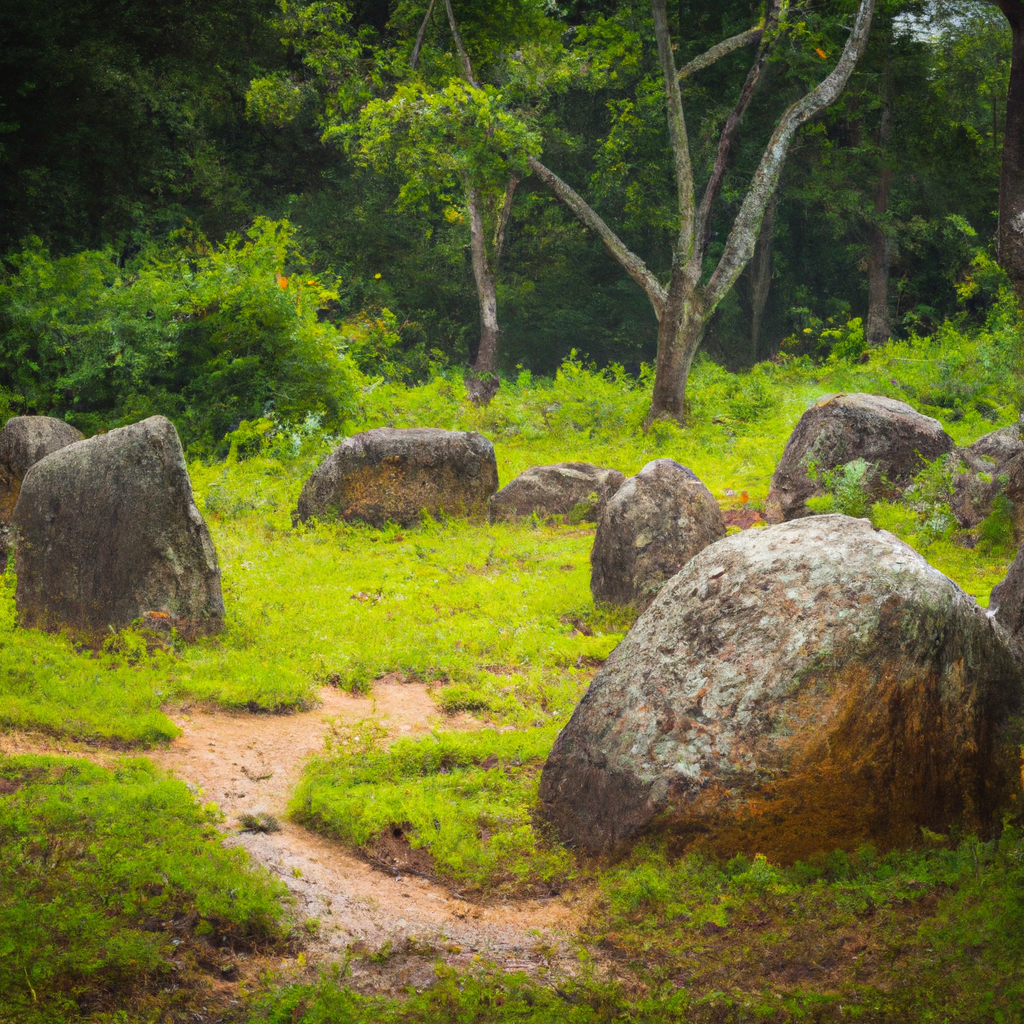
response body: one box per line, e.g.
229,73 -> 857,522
764,390 -> 1024,537
7,392 -> 1024,864
533,391 -> 1024,862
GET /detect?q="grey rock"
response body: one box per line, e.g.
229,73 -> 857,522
963,425 -> 1023,471
951,426 -> 1023,530
542,516 -> 1024,861
992,547 -> 1024,642
766,393 -> 955,521
488,462 -> 625,523
0,416 -> 82,571
14,416 -> 224,637
296,427 -> 498,529
590,459 -> 725,610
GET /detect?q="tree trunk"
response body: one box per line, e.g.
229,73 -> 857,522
865,179 -> 892,345
749,192 -> 778,362
466,186 -> 500,403
866,43 -> 893,346
647,273 -> 708,423
997,0 -> 1024,303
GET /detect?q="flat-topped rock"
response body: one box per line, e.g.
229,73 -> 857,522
766,393 -> 955,521
14,416 -> 224,637
542,516 -> 1024,861
488,462 -> 625,523
0,416 -> 82,571
590,459 -> 725,610
296,427 -> 498,528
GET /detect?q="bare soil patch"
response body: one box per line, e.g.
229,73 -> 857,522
147,676 -> 589,992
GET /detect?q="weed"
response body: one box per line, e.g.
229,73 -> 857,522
239,811 -> 281,834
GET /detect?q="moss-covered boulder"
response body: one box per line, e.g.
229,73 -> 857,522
14,416 -> 223,637
296,427 -> 498,528
488,462 -> 625,523
541,516 -> 1024,861
766,393 -> 954,521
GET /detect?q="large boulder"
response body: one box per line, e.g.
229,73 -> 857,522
14,416 -> 224,637
541,516 -> 1024,862
296,428 -> 498,529
488,462 -> 625,524
590,459 -> 725,611
0,416 -> 83,571
766,393 -> 955,521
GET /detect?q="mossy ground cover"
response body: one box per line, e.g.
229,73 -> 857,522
0,753 -> 290,1024
2,329 -> 1023,1021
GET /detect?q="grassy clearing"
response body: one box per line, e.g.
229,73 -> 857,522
0,753 -> 290,1024
2,329 -> 1023,1019
1,334 -> 1017,744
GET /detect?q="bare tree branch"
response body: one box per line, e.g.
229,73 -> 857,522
410,0 -> 435,70
528,156 -> 668,315
652,0 -> 697,262
694,2 -> 783,260
678,26 -> 763,80
443,0 -> 477,86
707,0 -> 876,306
494,174 -> 519,268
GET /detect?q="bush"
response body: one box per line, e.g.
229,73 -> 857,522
0,219 -> 359,448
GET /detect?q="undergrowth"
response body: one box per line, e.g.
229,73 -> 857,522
0,754 -> 289,1024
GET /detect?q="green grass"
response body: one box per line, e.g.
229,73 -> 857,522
0,753 -> 290,1023
291,722 -> 573,894
3,327 -> 1023,1019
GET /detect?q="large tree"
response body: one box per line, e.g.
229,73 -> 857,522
529,0 -> 876,422
995,0 -> 1024,300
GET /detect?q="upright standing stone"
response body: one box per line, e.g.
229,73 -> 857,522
590,459 -> 725,610
0,416 -> 83,571
296,427 -> 498,528
14,416 -> 224,637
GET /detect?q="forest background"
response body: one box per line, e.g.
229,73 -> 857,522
0,0 -> 1017,444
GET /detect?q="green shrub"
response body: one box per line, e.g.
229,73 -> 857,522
805,458 -> 873,518
0,219 -> 359,448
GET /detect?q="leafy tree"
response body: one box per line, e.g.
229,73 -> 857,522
529,0 -> 877,422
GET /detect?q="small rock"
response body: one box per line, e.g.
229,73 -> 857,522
766,393 -> 955,521
0,416 -> 82,571
14,416 -> 224,637
488,462 -> 625,523
296,427 -> 498,528
542,516 -> 1024,861
590,459 -> 725,610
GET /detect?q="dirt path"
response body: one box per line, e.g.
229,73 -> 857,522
146,676 -> 591,993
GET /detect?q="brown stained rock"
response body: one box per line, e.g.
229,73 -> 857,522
541,516 -> 1024,861
0,416 -> 83,571
488,462 -> 625,524
14,416 -> 224,638
766,393 -> 954,522
590,459 -> 725,611
296,428 -> 498,529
